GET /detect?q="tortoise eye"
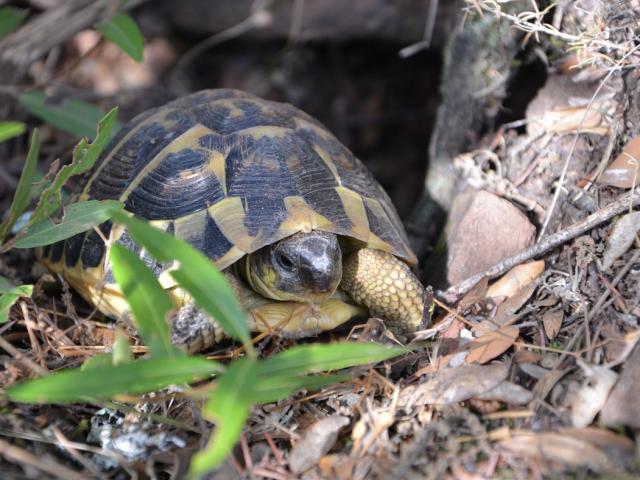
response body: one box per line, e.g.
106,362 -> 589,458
276,252 -> 295,271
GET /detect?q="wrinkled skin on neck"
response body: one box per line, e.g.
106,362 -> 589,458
243,231 -> 342,303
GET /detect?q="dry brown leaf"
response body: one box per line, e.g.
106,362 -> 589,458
458,276 -> 489,310
500,431 -> 616,473
542,310 -> 563,340
488,281 -> 538,329
399,362 -> 509,407
604,329 -> 640,368
560,428 -> 635,470
465,325 -> 519,364
538,104 -> 611,135
289,415 -> 350,474
477,380 -> 533,405
601,211 -> 640,270
571,363 -> 618,428
486,260 -> 545,299
600,342 -> 640,428
513,350 -> 542,364
597,135 -> 640,189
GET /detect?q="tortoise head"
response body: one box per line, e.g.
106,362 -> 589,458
244,231 -> 342,303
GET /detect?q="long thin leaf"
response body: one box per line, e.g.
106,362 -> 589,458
19,90 -> 121,139
96,12 -> 144,62
110,211 -> 251,351
0,122 -> 26,142
8,356 -> 222,403
260,342 -> 408,377
0,6 -> 27,40
0,283 -> 32,324
189,357 -> 258,478
252,373 -> 349,404
15,200 -> 123,248
29,107 -> 119,224
109,243 -> 179,359
0,129 -> 39,242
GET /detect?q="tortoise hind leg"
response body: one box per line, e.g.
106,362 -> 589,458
341,248 -> 429,334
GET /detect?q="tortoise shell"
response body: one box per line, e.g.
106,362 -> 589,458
40,89 -> 416,310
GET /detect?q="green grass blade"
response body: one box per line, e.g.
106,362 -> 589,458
0,283 -> 32,324
110,211 -> 251,350
189,357 -> 258,478
80,353 -> 113,370
260,342 -> 408,377
96,12 -> 144,62
30,107 -> 119,223
109,243 -> 179,359
112,330 -> 134,365
0,129 -> 39,242
0,294 -> 21,324
7,356 -> 222,403
14,200 -> 123,248
0,122 -> 26,142
0,6 -> 27,40
19,90 -> 121,140
252,373 -> 349,404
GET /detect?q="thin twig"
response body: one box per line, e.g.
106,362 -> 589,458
0,333 -> 48,376
440,190 -> 640,303
0,438 -> 87,480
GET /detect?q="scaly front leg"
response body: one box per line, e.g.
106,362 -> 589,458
341,248 -> 430,333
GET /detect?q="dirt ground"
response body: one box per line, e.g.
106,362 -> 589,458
1,1 -> 640,479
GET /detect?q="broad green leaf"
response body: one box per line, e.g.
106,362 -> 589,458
0,281 -> 32,296
0,7 -> 27,40
0,294 -> 21,323
0,284 -> 32,323
14,200 -> 123,248
0,122 -> 26,142
110,211 -> 251,351
109,243 -> 178,359
260,342 -> 408,377
8,356 -> 222,403
19,90 -> 121,139
96,12 -> 144,62
0,277 -> 33,323
252,373 -> 349,404
30,107 -> 119,223
81,353 -> 113,371
112,329 -> 134,365
0,129 -> 39,242
189,357 -> 258,478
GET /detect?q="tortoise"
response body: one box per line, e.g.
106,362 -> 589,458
39,89 -> 429,352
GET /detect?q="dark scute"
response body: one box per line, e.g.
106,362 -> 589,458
89,121 -> 192,201
194,97 -> 297,135
83,106 -> 156,188
244,196 -> 289,238
304,188 -> 352,230
49,240 -> 64,263
226,135 -> 297,238
64,232 -> 86,267
364,201 -> 405,252
202,214 -> 235,261
125,148 -> 225,220
298,128 -> 382,200
81,221 -> 112,269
